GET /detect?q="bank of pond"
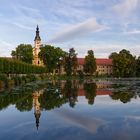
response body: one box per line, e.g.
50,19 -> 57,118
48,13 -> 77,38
0,79 -> 140,112
1,73 -> 140,91
0,74 -> 47,91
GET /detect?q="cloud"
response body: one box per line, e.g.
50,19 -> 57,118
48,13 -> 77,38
11,4 -> 47,30
63,43 -> 140,58
48,18 -> 107,43
0,0 -> 139,58
0,40 -> 15,57
126,116 -> 140,121
112,0 -> 138,17
4,121 -> 34,133
13,22 -> 34,30
54,109 -> 106,133
124,29 -> 140,35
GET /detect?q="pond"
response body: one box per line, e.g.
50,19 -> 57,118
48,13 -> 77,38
0,79 -> 140,140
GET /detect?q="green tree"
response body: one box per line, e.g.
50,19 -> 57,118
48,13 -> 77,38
83,50 -> 96,75
109,49 -> 136,77
84,82 -> 97,105
110,91 -> 134,103
39,45 -> 66,73
0,58 -> 46,74
62,80 -> 78,108
16,95 -> 33,112
11,44 -> 33,64
39,83 -> 66,110
136,56 -> 140,77
64,48 -> 77,76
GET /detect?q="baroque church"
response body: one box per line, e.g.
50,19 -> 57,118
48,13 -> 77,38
32,25 -> 44,66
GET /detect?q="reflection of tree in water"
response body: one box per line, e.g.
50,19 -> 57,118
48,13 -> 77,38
39,83 -> 67,110
84,82 -> 97,105
110,91 -> 135,103
15,94 -> 33,112
62,80 -> 78,108
0,93 -> 33,111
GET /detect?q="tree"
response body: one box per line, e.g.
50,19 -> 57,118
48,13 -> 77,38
83,50 -> 96,75
136,56 -> 140,77
109,52 -> 118,59
110,91 -> 134,103
64,48 -> 77,76
11,44 -> 33,64
39,45 -> 66,73
0,58 -> 46,74
84,82 -> 97,105
109,49 -> 136,77
16,95 -> 33,112
39,83 -> 66,110
62,80 -> 78,108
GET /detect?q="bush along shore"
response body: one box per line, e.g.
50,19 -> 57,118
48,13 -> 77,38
0,57 -> 47,74
0,58 -> 48,91
0,74 -> 48,91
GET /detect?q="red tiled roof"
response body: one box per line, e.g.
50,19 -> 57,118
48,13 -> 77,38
77,88 -> 85,96
96,90 -> 112,95
77,89 -> 112,96
96,58 -> 112,65
77,58 -> 112,65
77,58 -> 84,65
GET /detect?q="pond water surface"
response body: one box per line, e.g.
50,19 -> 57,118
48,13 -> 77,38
0,79 -> 140,140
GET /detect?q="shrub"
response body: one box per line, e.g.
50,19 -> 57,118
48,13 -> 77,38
0,58 -> 47,74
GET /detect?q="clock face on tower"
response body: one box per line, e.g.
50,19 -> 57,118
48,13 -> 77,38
37,41 -> 40,44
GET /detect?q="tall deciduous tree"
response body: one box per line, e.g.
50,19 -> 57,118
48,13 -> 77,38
64,48 -> 77,76
39,45 -> 66,73
136,56 -> 140,77
11,44 -> 33,64
84,82 -> 97,105
83,50 -> 96,75
62,80 -> 78,108
109,49 -> 136,77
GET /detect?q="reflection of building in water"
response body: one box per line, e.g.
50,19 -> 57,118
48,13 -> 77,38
77,82 -> 112,97
60,81 -> 112,97
32,90 -> 43,130
96,82 -> 112,89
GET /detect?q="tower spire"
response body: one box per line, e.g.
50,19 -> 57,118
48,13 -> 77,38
34,113 -> 40,131
34,25 -> 41,41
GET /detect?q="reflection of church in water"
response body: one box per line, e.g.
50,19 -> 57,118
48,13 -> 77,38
32,91 -> 43,130
31,82 -> 113,130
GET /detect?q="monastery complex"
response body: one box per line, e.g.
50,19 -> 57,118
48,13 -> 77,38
33,26 -> 113,76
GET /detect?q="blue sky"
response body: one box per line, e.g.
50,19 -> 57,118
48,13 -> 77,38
0,0 -> 140,58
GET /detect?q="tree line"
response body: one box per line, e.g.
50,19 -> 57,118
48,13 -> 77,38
11,44 -> 97,76
0,57 -> 47,74
109,49 -> 140,77
11,44 -> 140,77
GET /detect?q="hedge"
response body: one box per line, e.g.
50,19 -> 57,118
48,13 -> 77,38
0,58 -> 47,74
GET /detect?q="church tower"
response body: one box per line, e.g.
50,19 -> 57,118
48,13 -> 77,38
33,91 -> 41,131
33,25 -> 43,66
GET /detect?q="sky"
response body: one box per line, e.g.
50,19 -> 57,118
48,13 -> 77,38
0,0 -> 140,58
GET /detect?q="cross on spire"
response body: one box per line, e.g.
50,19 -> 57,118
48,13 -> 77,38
34,25 -> 41,41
